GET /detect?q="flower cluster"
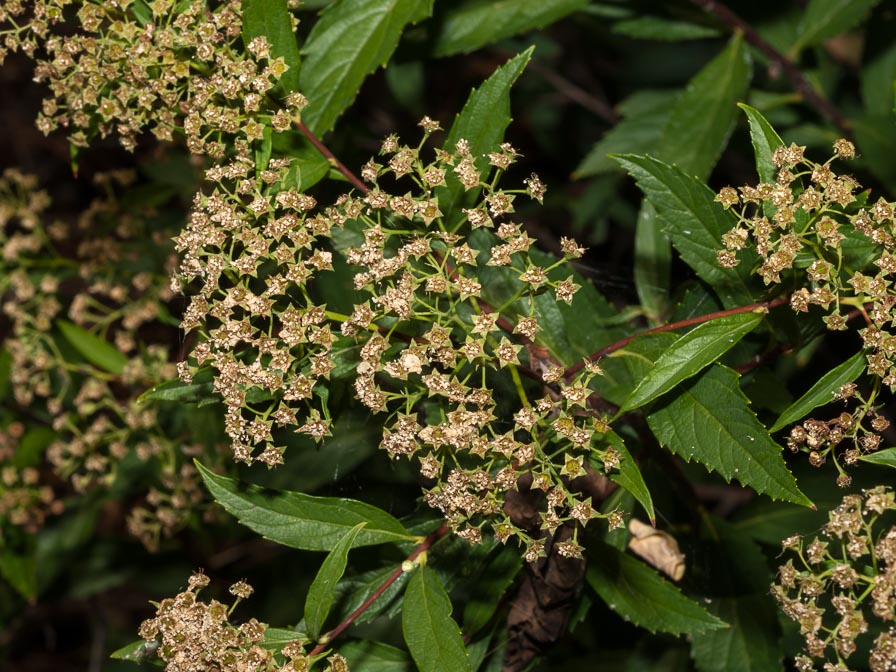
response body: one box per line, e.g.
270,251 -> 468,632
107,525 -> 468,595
138,572 -> 346,672
773,487 -> 896,671
0,0 -> 304,154
0,167 -> 215,548
175,121 -> 624,559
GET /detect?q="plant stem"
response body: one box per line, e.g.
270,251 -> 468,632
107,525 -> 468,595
564,294 -> 789,378
295,120 -> 370,194
307,524 -> 449,657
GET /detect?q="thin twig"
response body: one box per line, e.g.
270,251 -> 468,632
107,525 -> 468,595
525,59 -> 620,124
295,120 -> 370,193
308,524 -> 449,657
689,0 -> 852,138
564,294 -> 790,377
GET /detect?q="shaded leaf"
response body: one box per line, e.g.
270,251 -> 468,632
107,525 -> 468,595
195,461 -> 414,550
461,544 -> 523,636
241,0 -> 302,93
433,0 -> 587,57
601,431 -> 655,523
305,523 -> 365,640
586,541 -> 726,636
299,0 -> 434,134
738,103 -> 784,184
402,566 -> 472,672
612,16 -> 721,41
647,365 -> 812,506
770,350 -> 866,432
110,639 -> 163,665
0,550 -> 36,602
622,312 -> 764,412
691,596 -> 784,672
613,154 -> 758,308
794,0 -> 881,52
57,320 -> 127,375
137,377 -> 215,404
633,202 -> 670,321
340,640 -> 413,672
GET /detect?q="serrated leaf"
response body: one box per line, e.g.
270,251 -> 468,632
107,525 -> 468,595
612,16 -> 721,41
612,154 -> 758,308
622,312 -> 764,412
402,566 -> 472,672
859,447 -> 896,468
305,522 -> 365,640
440,48 -> 532,220
690,596 -> 784,672
586,541 -> 726,636
433,0 -> 587,57
195,461 -> 414,550
738,103 -> 784,184
574,90 -> 677,178
57,320 -> 127,375
602,430 -> 655,523
241,0 -> 302,93
647,365 -> 812,507
658,34 -> 751,181
299,0 -> 434,134
770,351 -> 866,432
793,0 -> 881,53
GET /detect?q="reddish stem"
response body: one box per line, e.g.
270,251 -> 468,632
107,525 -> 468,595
564,294 -> 790,378
295,121 -> 370,194
307,524 -> 449,657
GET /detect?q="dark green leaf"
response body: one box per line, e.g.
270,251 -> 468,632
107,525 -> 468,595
612,16 -> 721,41
110,639 -> 163,665
861,11 -> 896,115
586,541 -> 726,636
853,114 -> 896,187
770,350 -> 866,432
341,640 -> 413,671
858,447 -> 896,468
738,103 -> 784,184
602,430 -> 655,523
305,522 -> 366,640
195,461 -> 415,550
595,333 -> 678,407
299,0 -> 434,134
440,49 -> 533,219
403,566 -> 472,672
658,34 -> 751,181
261,628 -> 305,649
137,377 -> 215,404
613,155 -> 758,308
622,312 -> 764,412
647,365 -> 812,506
14,426 -> 56,469
57,320 -> 128,375
633,202 -> 671,321
461,544 -> 522,636
691,596 -> 784,672
0,550 -> 36,601
793,0 -> 881,53
433,0 -> 587,57
575,90 -> 677,178
242,0 -> 302,92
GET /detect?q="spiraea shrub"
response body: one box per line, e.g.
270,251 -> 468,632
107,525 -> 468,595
2,1 -> 896,671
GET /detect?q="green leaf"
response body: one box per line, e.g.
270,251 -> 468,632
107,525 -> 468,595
647,365 -> 812,507
137,377 -> 215,404
658,34 -> 751,181
195,461 -> 415,550
612,16 -> 721,41
861,11 -> 896,115
261,628 -> 305,649
612,154 -> 758,308
793,0 -> 881,53
622,312 -> 764,412
461,544 -> 522,636
633,202 -> 670,321
853,114 -> 896,187
691,596 -> 784,672
770,351 -> 866,432
241,0 -> 302,93
340,640 -> 413,671
586,541 -> 726,636
858,447 -> 896,468
433,0 -> 587,57
402,566 -> 472,672
110,639 -> 163,665
601,430 -> 655,523
574,90 -> 677,178
57,320 -> 128,375
440,48 -> 532,219
305,522 -> 366,640
0,550 -> 37,601
299,0 -> 434,134
738,103 -> 784,184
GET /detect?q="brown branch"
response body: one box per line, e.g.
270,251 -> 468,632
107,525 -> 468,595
525,58 -> 620,124
308,524 -> 449,657
564,294 -> 790,378
689,0 -> 852,139
295,121 -> 370,194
